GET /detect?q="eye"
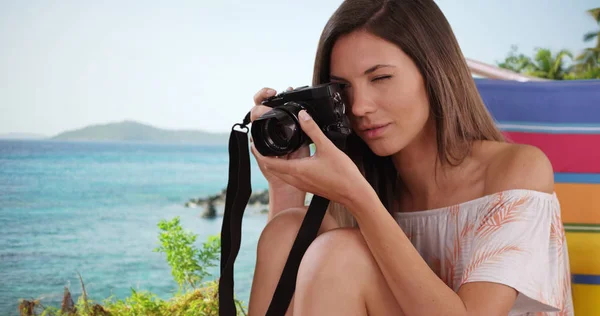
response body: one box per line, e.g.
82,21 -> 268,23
332,82 -> 350,89
372,75 -> 392,82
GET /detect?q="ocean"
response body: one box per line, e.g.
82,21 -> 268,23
0,139 -> 270,315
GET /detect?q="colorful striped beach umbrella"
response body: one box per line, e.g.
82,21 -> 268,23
476,78 -> 600,315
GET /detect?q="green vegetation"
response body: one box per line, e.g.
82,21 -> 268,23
497,7 -> 600,80
52,120 -> 229,145
19,217 -> 247,316
154,217 -> 221,292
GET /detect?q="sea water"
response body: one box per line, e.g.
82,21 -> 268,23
0,139 -> 269,315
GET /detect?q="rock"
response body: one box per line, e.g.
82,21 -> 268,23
201,197 -> 218,219
182,188 -> 306,218
186,188 -> 271,214
248,190 -> 269,205
185,201 -> 198,208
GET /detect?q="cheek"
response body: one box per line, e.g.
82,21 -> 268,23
377,99 -> 430,154
398,98 -> 429,124
390,86 -> 430,124
386,95 -> 426,125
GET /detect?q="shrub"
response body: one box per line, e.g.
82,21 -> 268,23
22,216 -> 247,316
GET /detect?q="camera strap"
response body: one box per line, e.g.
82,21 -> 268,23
219,118 -> 253,316
219,114 -> 344,316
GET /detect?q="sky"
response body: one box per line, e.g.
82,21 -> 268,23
1,0 -> 598,136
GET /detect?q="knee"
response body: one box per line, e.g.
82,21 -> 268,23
297,228 -> 374,281
256,207 -> 307,256
265,207 -> 308,236
257,207 -> 339,255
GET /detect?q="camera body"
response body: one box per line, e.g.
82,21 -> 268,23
251,83 -> 352,156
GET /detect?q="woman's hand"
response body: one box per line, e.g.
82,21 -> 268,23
251,109 -> 370,209
250,87 -> 310,214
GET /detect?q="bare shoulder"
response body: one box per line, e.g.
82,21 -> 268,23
482,142 -> 554,195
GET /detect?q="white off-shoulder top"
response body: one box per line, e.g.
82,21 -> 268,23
394,189 -> 574,315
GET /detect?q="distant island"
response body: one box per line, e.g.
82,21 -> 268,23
50,120 -> 230,145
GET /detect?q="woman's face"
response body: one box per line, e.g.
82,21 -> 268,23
329,29 -> 431,156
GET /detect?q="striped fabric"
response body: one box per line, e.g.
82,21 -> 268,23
475,78 -> 600,315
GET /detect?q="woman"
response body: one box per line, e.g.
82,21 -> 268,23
248,0 -> 573,315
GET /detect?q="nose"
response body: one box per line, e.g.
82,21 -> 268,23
350,88 -> 377,117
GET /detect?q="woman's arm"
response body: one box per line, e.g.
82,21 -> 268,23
349,144 -> 554,316
267,184 -> 306,220
349,192 -> 517,316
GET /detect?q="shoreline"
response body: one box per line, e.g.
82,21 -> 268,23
185,189 -> 314,218
184,189 -> 270,217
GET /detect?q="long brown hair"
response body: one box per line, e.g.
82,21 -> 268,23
312,0 -> 505,226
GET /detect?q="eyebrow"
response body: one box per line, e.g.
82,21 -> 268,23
329,64 -> 396,81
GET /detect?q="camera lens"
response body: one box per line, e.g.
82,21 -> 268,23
250,103 -> 306,156
265,117 -> 295,148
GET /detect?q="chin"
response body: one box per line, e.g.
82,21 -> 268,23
362,138 -> 404,157
370,147 -> 398,157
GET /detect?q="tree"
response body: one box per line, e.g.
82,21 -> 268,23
497,47 -> 573,80
497,45 -> 533,73
582,8 -> 600,47
527,48 -> 574,80
575,8 -> 600,71
497,7 -> 600,80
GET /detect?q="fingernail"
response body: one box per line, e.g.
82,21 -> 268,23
299,110 -> 311,121
266,89 -> 276,96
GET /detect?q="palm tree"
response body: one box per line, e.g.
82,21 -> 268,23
583,8 -> 600,46
576,8 -> 600,70
526,48 -> 573,80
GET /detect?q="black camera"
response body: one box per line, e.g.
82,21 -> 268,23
220,82 -> 354,315
251,83 -> 352,156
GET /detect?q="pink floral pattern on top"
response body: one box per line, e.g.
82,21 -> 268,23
394,190 -> 573,316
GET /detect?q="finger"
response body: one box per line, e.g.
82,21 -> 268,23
250,141 -> 263,159
253,87 -> 277,106
297,110 -> 331,151
251,144 -> 285,183
250,142 -> 269,171
257,149 -> 301,176
251,141 -> 281,164
251,143 -> 277,174
250,105 -> 275,122
251,86 -> 291,122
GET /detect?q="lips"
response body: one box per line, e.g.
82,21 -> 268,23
360,123 -> 389,132
360,123 -> 390,139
